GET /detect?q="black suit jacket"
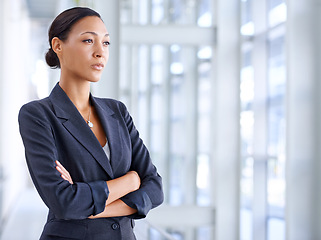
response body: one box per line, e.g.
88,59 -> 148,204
18,83 -> 163,239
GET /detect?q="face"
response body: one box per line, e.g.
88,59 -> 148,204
53,16 -> 110,83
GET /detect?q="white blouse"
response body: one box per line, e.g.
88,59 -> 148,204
102,140 -> 111,161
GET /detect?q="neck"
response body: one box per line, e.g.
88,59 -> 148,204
59,77 -> 91,111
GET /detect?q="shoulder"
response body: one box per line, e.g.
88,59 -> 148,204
93,97 -> 128,115
19,97 -> 52,121
19,97 -> 51,113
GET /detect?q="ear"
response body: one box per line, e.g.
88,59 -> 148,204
52,37 -> 63,55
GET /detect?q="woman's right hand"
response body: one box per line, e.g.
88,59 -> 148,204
125,171 -> 141,192
56,160 -> 74,184
89,171 -> 141,219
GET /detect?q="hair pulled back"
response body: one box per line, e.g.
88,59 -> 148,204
45,7 -> 101,68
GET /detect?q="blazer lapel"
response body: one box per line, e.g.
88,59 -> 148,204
49,83 -> 114,179
91,97 -> 123,175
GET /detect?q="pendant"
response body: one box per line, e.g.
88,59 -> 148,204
87,120 -> 94,128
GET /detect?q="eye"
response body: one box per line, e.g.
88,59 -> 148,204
83,39 -> 93,44
103,41 -> 110,46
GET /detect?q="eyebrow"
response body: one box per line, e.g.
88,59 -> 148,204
81,31 -> 109,37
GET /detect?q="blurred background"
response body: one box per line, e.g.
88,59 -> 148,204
0,0 -> 320,239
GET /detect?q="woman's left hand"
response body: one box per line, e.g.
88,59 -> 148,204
55,160 -> 74,184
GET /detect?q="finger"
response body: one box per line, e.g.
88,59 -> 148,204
56,160 -> 68,172
61,174 -> 73,184
56,166 -> 64,175
57,167 -> 69,181
56,166 -> 69,178
56,161 -> 71,177
61,174 -> 68,181
56,161 -> 73,184
56,166 -> 73,184
59,169 -> 73,183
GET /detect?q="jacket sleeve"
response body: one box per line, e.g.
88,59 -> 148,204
18,102 -> 109,220
119,102 -> 164,219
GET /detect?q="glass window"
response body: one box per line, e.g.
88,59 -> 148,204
120,1 -> 215,238
151,0 -> 165,25
240,0 -> 254,36
120,0 -> 150,25
239,0 -> 287,237
240,157 -> 254,240
197,0 -> 212,27
169,45 -> 187,205
119,45 -> 131,105
268,0 -> 287,27
267,217 -> 286,240
269,0 -> 284,9
120,0 -> 132,24
197,46 -> 212,206
138,0 -> 149,25
168,0 -> 196,25
197,226 -> 213,240
240,45 -> 254,156
240,44 -> 254,240
122,0 -> 213,26
268,34 -> 286,100
150,45 -> 166,163
267,27 -> 286,240
137,45 -> 149,141
120,43 -> 214,207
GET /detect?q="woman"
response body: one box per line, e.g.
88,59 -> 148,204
18,7 -> 163,240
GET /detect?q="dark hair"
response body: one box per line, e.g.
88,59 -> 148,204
45,7 -> 101,68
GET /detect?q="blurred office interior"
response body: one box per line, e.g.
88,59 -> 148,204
0,0 -> 320,239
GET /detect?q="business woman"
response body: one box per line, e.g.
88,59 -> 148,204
18,7 -> 163,240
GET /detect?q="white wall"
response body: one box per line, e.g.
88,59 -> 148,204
0,0 -> 32,220
286,0 -> 321,239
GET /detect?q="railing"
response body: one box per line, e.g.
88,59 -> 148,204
134,219 -> 177,240
134,205 -> 215,240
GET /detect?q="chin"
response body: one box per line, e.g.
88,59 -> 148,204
87,74 -> 102,83
87,78 -> 101,83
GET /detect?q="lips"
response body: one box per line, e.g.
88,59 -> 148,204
91,63 -> 104,70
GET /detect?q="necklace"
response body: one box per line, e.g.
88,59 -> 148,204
85,105 -> 94,128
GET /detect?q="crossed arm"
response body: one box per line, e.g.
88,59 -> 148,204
56,160 -> 141,218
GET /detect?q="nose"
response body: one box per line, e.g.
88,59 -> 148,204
94,49 -> 103,58
93,44 -> 105,58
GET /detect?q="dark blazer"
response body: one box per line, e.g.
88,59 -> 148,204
18,83 -> 163,240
